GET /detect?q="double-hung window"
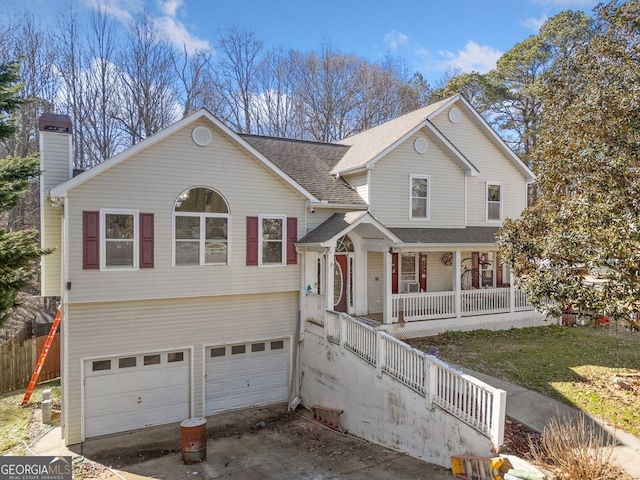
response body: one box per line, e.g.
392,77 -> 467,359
174,187 -> 229,266
260,215 -> 285,265
487,182 -> 502,221
410,175 -> 430,220
102,210 -> 137,269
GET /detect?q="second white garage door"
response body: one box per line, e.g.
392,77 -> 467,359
205,339 -> 289,416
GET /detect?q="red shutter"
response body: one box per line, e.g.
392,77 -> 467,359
472,252 -> 479,288
246,216 -> 259,266
419,253 -> 428,292
83,211 -> 99,269
139,213 -> 154,268
286,217 -> 297,265
496,253 -> 503,287
392,252 -> 399,294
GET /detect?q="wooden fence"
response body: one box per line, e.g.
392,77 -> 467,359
0,324 -> 60,394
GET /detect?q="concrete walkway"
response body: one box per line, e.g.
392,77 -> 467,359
461,367 -> 640,479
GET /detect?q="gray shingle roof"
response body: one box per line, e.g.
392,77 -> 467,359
240,134 -> 367,206
390,227 -> 499,245
297,211 -> 369,244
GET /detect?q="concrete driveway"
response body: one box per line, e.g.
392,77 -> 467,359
35,406 -> 453,479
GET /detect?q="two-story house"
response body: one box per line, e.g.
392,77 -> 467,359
39,94 -> 540,450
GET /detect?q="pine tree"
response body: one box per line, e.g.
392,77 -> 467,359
0,61 -> 51,326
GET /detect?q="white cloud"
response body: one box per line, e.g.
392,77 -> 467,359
438,41 -> 502,74
159,0 -> 182,17
383,31 -> 409,51
154,15 -> 211,54
522,15 -> 548,32
84,0 -> 143,23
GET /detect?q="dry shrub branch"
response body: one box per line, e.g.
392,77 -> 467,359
529,414 -> 616,480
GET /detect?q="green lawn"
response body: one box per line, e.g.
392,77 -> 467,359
0,380 -> 61,454
408,324 -> 640,436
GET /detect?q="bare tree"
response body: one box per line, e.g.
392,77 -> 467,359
82,8 -> 125,166
213,26 -> 264,133
253,47 -> 304,138
116,12 -> 179,145
175,46 -> 213,117
0,13 -> 57,159
290,42 -> 362,142
54,8 -> 90,168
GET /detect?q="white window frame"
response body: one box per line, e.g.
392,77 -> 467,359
173,212 -> 230,267
480,251 -> 495,288
259,214 -> 286,266
100,209 -> 138,271
409,174 -> 430,220
486,181 -> 503,222
400,253 -> 419,292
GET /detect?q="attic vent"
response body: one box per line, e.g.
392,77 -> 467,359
448,108 -> 461,124
192,126 -> 212,146
414,137 -> 428,154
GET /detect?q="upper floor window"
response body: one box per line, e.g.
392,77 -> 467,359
486,182 -> 502,221
410,175 -> 430,220
174,187 -> 229,266
260,215 -> 285,265
102,210 -> 137,269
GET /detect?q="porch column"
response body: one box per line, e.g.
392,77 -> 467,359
326,248 -> 335,311
508,264 -> 516,313
383,248 -> 393,324
453,250 -> 462,318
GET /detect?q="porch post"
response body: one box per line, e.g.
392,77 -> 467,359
453,250 -> 462,318
382,248 -> 393,324
326,248 -> 335,311
508,264 -> 516,313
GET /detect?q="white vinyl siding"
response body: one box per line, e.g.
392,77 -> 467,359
64,291 -> 297,444
344,172 -> 369,204
430,107 -> 528,226
65,119 -> 305,303
427,255 -> 454,292
368,132 -> 465,228
367,252 -> 384,315
40,133 -> 72,296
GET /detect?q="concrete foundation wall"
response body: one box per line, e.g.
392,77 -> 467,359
299,328 -> 494,468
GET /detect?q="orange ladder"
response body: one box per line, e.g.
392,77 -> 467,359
451,455 -> 512,480
21,307 -> 61,405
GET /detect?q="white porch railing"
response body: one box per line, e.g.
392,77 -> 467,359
306,292 -> 326,324
324,312 -> 506,449
514,288 -> 534,311
461,288 -> 509,316
392,291 -> 456,321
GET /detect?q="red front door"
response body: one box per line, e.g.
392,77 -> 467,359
334,254 -> 348,312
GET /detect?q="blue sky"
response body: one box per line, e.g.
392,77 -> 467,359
8,0 -> 601,84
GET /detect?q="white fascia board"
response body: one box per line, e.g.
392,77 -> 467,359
50,109 -> 319,203
322,213 -> 402,247
308,202 -> 368,210
423,121 -> 479,176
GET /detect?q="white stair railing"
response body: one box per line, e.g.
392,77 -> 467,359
324,312 -> 506,450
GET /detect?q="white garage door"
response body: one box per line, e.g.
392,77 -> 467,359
205,339 -> 289,416
84,350 -> 190,438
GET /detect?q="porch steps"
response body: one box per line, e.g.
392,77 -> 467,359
311,405 -> 345,432
451,455 -> 512,480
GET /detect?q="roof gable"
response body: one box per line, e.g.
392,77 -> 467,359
49,109 -> 318,202
332,95 -> 535,182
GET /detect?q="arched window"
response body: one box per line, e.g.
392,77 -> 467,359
336,235 -> 354,253
174,187 -> 229,266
